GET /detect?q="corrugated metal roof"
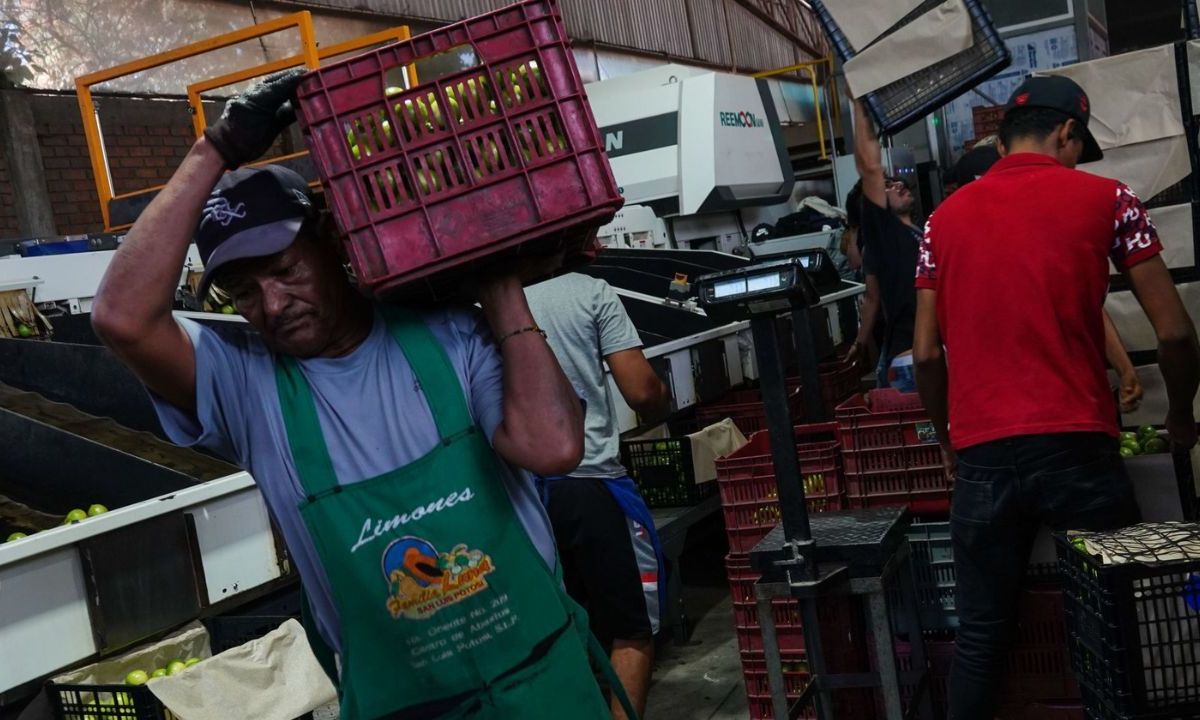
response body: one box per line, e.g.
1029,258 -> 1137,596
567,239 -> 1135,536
272,0 -> 814,71
723,0 -> 801,71
630,0 -> 694,58
686,0 -> 733,67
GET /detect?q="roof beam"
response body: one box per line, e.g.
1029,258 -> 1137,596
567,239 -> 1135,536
728,0 -> 828,59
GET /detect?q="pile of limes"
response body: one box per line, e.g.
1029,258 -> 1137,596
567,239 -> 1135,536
5,504 -> 109,543
1119,425 -> 1168,458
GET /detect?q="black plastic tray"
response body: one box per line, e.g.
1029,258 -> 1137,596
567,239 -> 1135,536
814,0 -> 1011,135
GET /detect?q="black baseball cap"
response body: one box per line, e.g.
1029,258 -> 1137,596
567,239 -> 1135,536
194,165 -> 316,298
950,144 -> 1000,186
1004,75 -> 1103,163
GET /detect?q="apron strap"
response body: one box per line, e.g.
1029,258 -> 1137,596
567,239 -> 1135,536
273,305 -> 476,498
377,304 -> 474,440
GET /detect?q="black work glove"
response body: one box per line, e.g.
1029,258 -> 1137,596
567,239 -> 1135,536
204,68 -> 306,169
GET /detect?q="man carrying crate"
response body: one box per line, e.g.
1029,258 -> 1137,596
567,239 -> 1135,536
912,75 -> 1200,720
525,273 -> 670,720
92,70 -> 634,720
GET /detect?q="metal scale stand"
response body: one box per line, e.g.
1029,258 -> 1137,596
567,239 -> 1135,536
696,253 -> 933,720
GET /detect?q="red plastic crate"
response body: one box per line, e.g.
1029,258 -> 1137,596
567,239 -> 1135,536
817,355 -> 865,414
742,650 -> 815,720
892,636 -> 957,716
294,0 -> 622,299
727,555 -> 807,654
1003,589 -> 1079,701
835,389 -> 951,515
716,424 -> 844,554
695,388 -> 806,436
695,356 -> 862,434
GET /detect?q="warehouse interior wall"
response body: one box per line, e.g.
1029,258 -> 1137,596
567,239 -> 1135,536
0,91 -> 230,238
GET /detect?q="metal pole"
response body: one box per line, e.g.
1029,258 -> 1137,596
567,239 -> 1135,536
790,308 -> 827,422
750,315 -> 812,544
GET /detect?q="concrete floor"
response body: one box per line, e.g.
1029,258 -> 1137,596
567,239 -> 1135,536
645,587 -> 748,720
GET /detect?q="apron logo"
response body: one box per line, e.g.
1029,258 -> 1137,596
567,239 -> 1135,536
382,537 -> 495,620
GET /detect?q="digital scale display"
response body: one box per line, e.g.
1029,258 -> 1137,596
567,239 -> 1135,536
712,272 -> 784,299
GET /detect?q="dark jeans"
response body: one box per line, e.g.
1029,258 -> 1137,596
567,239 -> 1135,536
946,433 -> 1140,720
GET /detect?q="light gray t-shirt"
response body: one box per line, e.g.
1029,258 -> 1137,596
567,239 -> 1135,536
525,274 -> 642,478
150,308 -> 555,654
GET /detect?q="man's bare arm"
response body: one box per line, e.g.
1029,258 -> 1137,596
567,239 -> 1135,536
91,138 -> 225,411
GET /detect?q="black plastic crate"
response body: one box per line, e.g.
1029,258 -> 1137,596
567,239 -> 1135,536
202,614 -> 292,654
1056,527 -> 1200,717
621,436 -> 716,508
813,0 -> 1011,134
1145,176 -> 1194,209
905,521 -> 958,631
48,684 -> 172,720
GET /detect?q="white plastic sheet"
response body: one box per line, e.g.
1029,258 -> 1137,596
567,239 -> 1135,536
1041,45 -> 1184,149
843,0 -> 974,99
1081,135 -> 1192,205
148,619 -> 336,720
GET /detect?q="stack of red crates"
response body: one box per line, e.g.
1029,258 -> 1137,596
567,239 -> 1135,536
834,388 -> 952,515
696,354 -> 863,435
716,423 -> 862,718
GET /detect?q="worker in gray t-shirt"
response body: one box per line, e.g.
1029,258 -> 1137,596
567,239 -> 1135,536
526,273 -> 670,720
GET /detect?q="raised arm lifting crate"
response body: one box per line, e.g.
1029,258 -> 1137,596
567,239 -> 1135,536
294,0 -> 622,300
812,0 -> 1011,134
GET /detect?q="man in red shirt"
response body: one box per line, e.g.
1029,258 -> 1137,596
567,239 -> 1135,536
913,75 -> 1200,719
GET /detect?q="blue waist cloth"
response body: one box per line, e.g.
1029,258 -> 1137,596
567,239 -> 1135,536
537,475 -> 667,606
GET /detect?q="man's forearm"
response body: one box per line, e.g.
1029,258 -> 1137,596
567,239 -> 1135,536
856,293 -> 880,346
480,278 -> 584,473
915,355 -> 951,449
853,100 -> 882,172
1159,332 -> 1200,419
1103,310 -> 1135,376
93,138 -> 225,333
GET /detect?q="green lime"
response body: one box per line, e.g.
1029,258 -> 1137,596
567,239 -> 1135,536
6,532 -> 27,542
220,305 -> 236,315
1143,437 -> 1168,454
166,660 -> 187,676
87,503 -> 108,517
150,668 -> 167,678
1137,424 -> 1158,440
185,657 -> 201,667
1119,446 -> 1135,459
16,323 -> 31,338
124,670 -> 149,686
63,508 -> 88,524
1119,431 -> 1138,445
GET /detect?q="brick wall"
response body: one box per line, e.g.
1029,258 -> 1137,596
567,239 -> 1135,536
36,120 -> 102,236
0,142 -> 19,238
12,93 -> 221,237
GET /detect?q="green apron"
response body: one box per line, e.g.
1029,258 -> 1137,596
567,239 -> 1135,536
273,307 -> 634,720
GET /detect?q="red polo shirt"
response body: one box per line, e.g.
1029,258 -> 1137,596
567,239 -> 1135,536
916,153 -> 1163,449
